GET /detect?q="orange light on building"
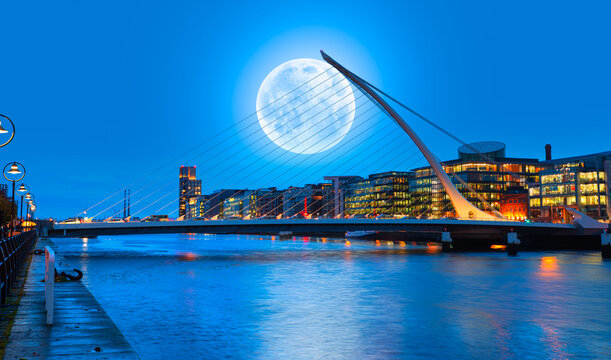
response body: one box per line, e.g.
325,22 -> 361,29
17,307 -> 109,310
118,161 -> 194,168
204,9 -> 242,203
345,240 -> 351,247
490,244 -> 507,250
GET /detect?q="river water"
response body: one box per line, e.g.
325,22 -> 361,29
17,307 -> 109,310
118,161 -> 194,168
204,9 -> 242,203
52,234 -> 611,359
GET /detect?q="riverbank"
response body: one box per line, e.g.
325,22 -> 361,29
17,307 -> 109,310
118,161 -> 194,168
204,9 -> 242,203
1,237 -> 139,359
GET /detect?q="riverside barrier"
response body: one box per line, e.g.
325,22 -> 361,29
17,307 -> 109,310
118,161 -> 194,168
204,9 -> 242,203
0,230 -> 36,305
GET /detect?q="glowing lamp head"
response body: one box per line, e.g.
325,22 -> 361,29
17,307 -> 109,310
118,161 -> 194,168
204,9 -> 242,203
25,193 -> 32,200
0,121 -> 7,134
17,184 -> 27,195
7,164 -> 21,175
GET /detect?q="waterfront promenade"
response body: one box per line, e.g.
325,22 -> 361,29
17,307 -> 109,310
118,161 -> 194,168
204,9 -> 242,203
2,238 -> 139,359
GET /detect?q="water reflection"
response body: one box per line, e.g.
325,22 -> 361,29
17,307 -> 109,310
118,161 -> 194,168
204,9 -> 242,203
538,256 -> 560,278
51,234 -> 611,360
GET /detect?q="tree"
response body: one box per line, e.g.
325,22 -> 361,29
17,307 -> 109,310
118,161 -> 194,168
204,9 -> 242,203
0,196 -> 16,226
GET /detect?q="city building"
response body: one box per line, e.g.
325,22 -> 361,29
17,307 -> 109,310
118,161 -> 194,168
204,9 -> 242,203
254,188 -> 284,218
410,142 -> 550,218
222,188 -> 284,219
344,171 -> 412,216
222,190 -> 253,219
196,189 -> 242,219
282,183 -> 334,218
282,186 -> 309,218
178,166 -> 202,219
323,176 -> 363,217
0,184 -> 7,198
529,149 -> 610,221
500,188 -> 529,220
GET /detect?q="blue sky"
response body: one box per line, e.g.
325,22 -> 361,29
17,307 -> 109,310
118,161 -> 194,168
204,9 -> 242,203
1,1 -> 609,219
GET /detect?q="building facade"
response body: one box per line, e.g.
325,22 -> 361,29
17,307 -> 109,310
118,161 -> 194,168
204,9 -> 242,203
178,166 -> 202,219
344,171 -> 412,216
410,142 -> 550,218
529,150 -> 610,221
196,189 -> 242,219
222,190 -> 254,219
499,188 -> 529,220
221,188 -> 283,219
282,183 -> 334,218
323,176 -> 363,217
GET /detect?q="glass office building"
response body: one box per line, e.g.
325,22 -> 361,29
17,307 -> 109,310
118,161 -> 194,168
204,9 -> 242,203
409,142 -> 550,218
344,171 -> 412,216
221,188 -> 283,219
529,150 -> 611,221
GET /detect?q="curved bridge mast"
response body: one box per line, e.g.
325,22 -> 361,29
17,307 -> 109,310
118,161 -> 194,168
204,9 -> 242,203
321,50 -> 499,220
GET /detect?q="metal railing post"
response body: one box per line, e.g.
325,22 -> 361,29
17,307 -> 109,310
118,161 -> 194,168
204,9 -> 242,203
44,245 -> 54,325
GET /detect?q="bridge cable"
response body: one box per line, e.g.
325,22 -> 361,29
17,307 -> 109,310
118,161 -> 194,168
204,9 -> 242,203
76,68 -> 339,217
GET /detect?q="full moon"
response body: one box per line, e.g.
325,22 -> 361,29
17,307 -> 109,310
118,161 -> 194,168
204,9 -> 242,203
256,58 -> 356,154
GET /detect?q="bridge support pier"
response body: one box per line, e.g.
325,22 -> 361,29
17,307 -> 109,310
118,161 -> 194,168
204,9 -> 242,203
441,232 -> 453,252
602,231 -> 611,259
507,232 -> 520,256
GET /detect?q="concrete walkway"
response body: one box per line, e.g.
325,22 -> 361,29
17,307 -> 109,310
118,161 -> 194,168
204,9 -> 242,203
3,238 -> 139,359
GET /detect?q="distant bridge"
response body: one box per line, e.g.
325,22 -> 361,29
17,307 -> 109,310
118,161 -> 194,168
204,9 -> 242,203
51,218 -> 605,250
63,51 -> 608,253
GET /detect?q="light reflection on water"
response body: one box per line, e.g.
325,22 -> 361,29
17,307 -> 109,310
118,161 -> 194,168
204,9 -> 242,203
52,234 -> 611,360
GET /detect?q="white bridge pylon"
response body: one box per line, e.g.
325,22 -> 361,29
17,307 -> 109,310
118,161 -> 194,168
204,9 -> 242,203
321,51 -> 500,220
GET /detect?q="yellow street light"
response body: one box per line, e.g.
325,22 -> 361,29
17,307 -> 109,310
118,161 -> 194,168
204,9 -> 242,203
17,184 -> 28,195
0,114 -> 15,147
7,163 -> 21,175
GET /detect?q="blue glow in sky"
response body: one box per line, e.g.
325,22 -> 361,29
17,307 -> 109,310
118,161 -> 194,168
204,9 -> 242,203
1,1 -> 609,219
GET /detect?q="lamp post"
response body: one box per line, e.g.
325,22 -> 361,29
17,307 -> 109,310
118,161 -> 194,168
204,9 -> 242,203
24,192 -> 33,230
17,183 -> 30,226
0,114 -> 15,148
3,162 -> 26,236
25,195 -> 35,230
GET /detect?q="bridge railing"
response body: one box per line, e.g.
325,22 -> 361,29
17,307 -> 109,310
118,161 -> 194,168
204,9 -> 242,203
0,230 -> 37,305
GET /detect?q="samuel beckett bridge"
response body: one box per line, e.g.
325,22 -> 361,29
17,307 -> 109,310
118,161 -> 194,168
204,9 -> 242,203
53,51 -> 609,251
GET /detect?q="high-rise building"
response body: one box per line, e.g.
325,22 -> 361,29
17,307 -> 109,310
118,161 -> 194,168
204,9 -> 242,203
178,166 -> 202,219
0,184 -> 7,199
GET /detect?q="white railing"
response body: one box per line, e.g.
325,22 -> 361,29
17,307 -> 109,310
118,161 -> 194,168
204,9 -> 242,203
44,246 -> 55,325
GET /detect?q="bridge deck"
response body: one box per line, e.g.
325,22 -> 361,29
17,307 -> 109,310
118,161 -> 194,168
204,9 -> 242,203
52,218 -> 580,239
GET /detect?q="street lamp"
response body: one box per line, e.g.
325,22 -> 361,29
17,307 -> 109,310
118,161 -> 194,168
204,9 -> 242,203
0,114 -> 15,148
16,183 -> 30,226
3,162 -> 26,236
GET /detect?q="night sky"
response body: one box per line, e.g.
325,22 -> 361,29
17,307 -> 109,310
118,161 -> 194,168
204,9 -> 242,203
1,1 -> 609,219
